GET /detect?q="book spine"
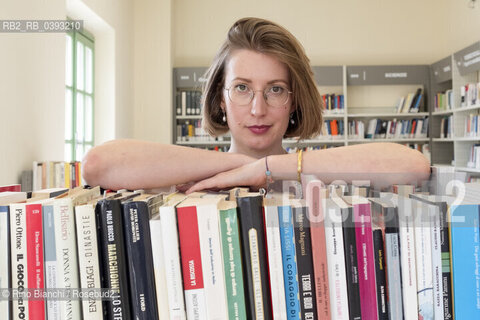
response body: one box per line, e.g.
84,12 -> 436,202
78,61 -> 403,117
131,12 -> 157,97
54,199 -> 82,320
122,202 -> 159,320
438,203 -> 453,319
149,219 -> 171,320
372,229 -> 388,320
158,206 -> 187,319
236,196 -> 272,319
0,206 -> 10,319
341,207 -> 361,320
10,203 -> 29,320
354,203 -> 377,320
293,206 -> 318,320
176,205 -> 207,320
384,228 -> 403,320
42,205 -> 60,320
26,203 -> 45,319
397,198 -> 418,320
413,201 -> 434,320
324,201 -> 350,320
74,204 -> 104,320
95,199 -> 131,320
449,204 -> 480,319
430,206 -> 444,320
307,190 -> 331,319
278,205 -> 301,320
219,207 -> 247,320
196,203 -> 228,320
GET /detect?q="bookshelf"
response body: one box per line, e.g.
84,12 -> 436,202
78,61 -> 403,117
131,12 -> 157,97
429,41 -> 480,177
172,65 -> 431,155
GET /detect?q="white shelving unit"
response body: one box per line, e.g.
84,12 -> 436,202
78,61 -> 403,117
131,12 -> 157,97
430,41 -> 480,178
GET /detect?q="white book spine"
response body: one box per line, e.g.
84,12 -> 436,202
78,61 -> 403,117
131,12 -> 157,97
150,219 -> 171,320
184,289 -> 208,320
429,204 -> 444,320
0,207 -> 10,319
159,206 -> 187,319
413,200 -> 434,320
264,205 -> 287,320
74,204 -> 103,320
53,199 -> 81,320
324,201 -> 350,320
196,203 -> 228,320
396,197 -> 419,320
43,205 -> 60,320
10,204 -> 29,320
385,232 -> 403,320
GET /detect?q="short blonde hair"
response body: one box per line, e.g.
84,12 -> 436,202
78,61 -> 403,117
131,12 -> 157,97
202,17 -> 323,139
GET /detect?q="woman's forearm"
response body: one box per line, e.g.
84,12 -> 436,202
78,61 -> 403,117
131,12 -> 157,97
82,139 -> 254,190
268,143 -> 431,189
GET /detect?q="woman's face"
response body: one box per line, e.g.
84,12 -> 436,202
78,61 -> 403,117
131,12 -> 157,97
222,49 -> 293,157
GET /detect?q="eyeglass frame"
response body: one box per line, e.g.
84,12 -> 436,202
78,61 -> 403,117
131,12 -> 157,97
223,84 -> 293,108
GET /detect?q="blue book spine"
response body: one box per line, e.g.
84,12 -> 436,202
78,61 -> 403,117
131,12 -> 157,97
450,204 -> 480,319
278,205 -> 301,320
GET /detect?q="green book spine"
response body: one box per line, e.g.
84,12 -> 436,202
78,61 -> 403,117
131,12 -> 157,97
219,207 -> 247,320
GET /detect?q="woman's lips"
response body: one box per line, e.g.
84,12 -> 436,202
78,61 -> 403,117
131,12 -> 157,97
248,125 -> 271,134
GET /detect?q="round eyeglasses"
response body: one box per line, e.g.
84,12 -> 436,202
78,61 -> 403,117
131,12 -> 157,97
224,84 -> 293,108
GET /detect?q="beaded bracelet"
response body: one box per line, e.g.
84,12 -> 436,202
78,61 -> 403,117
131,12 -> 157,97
265,156 -> 274,186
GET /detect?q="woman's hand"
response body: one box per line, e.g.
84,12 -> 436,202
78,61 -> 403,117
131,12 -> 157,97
184,158 -> 266,194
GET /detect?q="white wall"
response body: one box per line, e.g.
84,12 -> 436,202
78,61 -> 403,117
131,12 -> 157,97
0,0 -> 66,186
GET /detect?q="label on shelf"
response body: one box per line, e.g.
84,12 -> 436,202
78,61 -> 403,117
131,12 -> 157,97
454,41 -> 480,76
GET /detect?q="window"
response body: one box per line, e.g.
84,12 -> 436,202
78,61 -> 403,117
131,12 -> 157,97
65,28 -> 94,162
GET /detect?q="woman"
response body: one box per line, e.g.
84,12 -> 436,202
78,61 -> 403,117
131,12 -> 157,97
82,17 -> 430,192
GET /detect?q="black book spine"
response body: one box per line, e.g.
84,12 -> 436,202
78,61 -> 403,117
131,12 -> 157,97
342,207 -> 362,320
236,195 -> 272,319
293,206 -> 318,320
95,199 -> 132,320
373,229 -> 389,320
122,201 -> 159,320
438,202 -> 453,319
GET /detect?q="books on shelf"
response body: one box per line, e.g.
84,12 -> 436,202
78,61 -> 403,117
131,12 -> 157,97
460,82 -> 480,108
349,117 -> 429,140
176,90 -> 202,116
396,88 -> 423,113
434,89 -> 453,112
2,176 -> 480,319
322,93 -> 345,114
32,161 -> 83,191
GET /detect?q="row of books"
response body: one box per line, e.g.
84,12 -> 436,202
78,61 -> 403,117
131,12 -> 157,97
434,90 -> 454,112
464,113 -> 480,137
32,161 -> 83,191
319,119 -> 345,138
403,143 -> 431,161
394,88 -> 423,113
2,177 -> 480,320
460,82 -> 480,108
467,144 -> 480,169
439,116 -> 453,139
176,90 -> 202,116
322,93 -> 345,113
349,117 -> 429,140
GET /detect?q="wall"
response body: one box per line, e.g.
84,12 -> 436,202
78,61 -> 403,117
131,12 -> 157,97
133,0 -> 173,143
0,0 -> 66,185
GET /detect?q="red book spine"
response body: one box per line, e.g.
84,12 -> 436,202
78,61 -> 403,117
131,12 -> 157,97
0,184 -> 21,192
26,203 -> 45,319
354,202 -> 378,320
307,183 -> 331,319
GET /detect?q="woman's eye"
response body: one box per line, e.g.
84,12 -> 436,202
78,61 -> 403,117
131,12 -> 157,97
235,84 -> 249,92
270,86 -> 284,94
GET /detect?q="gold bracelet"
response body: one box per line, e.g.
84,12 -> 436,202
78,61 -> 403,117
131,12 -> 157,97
297,149 -> 303,183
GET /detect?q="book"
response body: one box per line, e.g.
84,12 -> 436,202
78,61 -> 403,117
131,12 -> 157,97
0,204 -> 11,319
372,229 -> 388,320
324,198 -> 350,320
74,200 -> 104,320
278,204 -> 301,320
122,193 -> 163,320
176,198 -> 208,320
153,193 -> 188,320
219,199 -> 248,320
449,201 -> 480,319
388,193 -> 418,320
292,200 -> 318,320
96,194 -> 135,320
343,196 -> 377,320
236,194 -> 272,319
305,183 -> 331,319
